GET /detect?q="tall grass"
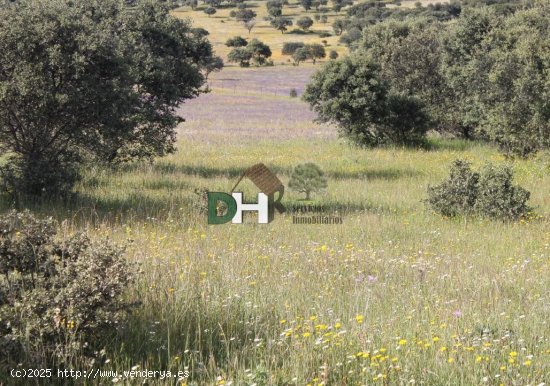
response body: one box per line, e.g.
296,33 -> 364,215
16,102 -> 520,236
1,61 -> 548,384
2,136 -> 548,385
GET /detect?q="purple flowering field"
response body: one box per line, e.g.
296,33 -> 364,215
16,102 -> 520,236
176,65 -> 336,142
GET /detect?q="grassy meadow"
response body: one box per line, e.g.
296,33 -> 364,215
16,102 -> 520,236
172,0 -> 444,63
3,63 -> 549,385
1,0 -> 549,383
173,1 -> 345,62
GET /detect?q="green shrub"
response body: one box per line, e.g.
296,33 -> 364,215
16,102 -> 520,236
0,211 -> 135,368
290,88 -> 298,97
0,153 -> 80,197
426,160 -> 479,217
475,163 -> 531,220
282,41 -> 305,55
226,36 -> 248,47
303,56 -> 430,146
427,159 -> 532,220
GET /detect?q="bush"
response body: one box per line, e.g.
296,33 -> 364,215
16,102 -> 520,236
226,35 -> 248,47
228,47 -> 253,67
303,55 -> 430,146
426,160 -> 480,217
297,16 -> 314,31
290,88 -> 298,97
0,153 -> 81,197
204,6 -> 217,16
282,41 -> 305,55
0,211 -> 135,368
288,163 -> 328,200
475,163 -> 531,220
427,160 -> 532,220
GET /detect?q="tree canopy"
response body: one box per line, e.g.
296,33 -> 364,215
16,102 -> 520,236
307,2 -> 550,155
297,16 -> 314,31
271,17 -> 293,33
303,55 -> 429,145
227,39 -> 272,67
0,0 -> 219,195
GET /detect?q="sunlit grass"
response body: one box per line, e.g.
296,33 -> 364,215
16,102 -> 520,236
23,135 -> 546,385
1,63 -> 548,384
173,0 -> 349,63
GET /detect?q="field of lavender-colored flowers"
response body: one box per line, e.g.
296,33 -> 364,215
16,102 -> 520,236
177,66 -> 336,142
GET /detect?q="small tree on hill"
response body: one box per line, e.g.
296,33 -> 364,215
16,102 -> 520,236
331,0 -> 352,11
185,0 -> 198,9
203,56 -> 224,80
267,1 -> 283,17
282,41 -> 306,55
204,0 -> 221,7
266,0 -> 284,16
332,19 -> 347,35
226,36 -> 248,47
306,43 -> 326,63
235,8 -> 256,22
288,163 -> 328,200
235,9 -> 257,33
244,20 -> 257,34
271,17 -> 293,33
204,6 -> 217,16
228,47 -> 252,67
247,39 -> 272,65
292,47 -> 309,65
297,16 -> 314,31
300,0 -> 313,11
268,5 -> 282,16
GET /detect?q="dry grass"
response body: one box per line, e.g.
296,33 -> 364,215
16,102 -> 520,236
1,66 -> 548,385
0,2 -> 544,385
173,0 -> 349,62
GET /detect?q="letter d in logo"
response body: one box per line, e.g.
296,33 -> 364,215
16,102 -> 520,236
207,192 -> 237,224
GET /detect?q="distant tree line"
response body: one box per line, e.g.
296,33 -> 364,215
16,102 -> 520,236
331,0 -> 531,49
281,42 -> 326,64
304,2 -> 550,156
